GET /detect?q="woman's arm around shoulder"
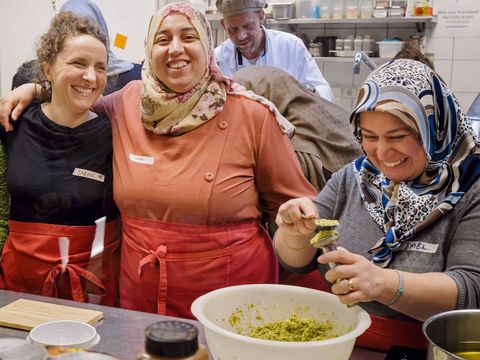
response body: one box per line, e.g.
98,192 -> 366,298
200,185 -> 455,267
0,84 -> 39,131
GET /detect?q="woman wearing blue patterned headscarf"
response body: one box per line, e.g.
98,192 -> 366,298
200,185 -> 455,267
274,59 -> 480,351
351,59 -> 480,267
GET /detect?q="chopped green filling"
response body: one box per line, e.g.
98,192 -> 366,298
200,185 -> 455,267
248,314 -> 337,342
310,219 -> 339,247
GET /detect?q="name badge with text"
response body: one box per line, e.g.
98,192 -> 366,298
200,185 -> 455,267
129,153 -> 154,165
72,168 -> 105,183
401,241 -> 439,254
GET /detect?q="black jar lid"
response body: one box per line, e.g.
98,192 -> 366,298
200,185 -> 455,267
145,321 -> 199,358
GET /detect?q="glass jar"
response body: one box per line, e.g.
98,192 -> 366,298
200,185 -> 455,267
346,0 -> 359,18
296,0 -> 313,18
137,321 -> 209,360
360,0 -> 373,18
332,0 -> 345,18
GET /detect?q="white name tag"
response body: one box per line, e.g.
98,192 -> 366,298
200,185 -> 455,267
401,241 -> 439,254
72,168 -> 105,183
129,153 -> 154,165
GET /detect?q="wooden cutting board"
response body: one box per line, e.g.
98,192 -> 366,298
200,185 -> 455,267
0,299 -> 103,331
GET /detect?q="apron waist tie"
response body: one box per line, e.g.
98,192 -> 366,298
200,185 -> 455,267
138,245 -> 168,315
42,264 -> 107,303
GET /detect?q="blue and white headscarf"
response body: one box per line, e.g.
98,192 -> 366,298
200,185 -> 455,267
60,0 -> 134,76
350,59 -> 480,267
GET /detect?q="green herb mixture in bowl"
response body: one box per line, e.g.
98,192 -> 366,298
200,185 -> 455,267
191,284 -> 371,360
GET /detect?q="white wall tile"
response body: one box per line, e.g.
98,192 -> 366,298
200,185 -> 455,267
456,92 -> 479,113
453,38 -> 480,60
433,60 -> 453,86
323,61 -> 354,88
425,38 -> 454,60
451,61 -> 480,93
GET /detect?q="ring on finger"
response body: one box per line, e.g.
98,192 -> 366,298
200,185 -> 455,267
348,278 -> 354,292
336,278 -> 350,295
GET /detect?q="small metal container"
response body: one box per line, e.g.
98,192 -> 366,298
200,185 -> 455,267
423,309 -> 480,359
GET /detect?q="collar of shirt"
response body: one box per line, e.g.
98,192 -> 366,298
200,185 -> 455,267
236,26 -> 268,68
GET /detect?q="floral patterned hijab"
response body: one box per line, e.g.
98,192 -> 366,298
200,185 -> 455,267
351,59 -> 480,267
141,2 -> 293,136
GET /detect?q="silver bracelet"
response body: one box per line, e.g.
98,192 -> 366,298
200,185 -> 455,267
387,270 -> 404,306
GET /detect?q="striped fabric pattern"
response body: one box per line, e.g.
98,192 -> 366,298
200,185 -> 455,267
350,59 -> 480,267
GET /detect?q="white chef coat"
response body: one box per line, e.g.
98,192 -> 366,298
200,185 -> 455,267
215,27 -> 333,101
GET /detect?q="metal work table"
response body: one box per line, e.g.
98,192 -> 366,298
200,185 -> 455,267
0,290 -> 386,359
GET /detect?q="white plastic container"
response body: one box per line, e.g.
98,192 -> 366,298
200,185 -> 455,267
362,35 -> 374,52
354,36 -> 363,51
346,0 -> 359,18
377,40 -> 405,58
316,0 -> 332,18
271,2 -> 294,19
28,320 -> 100,349
332,0 -> 345,18
296,0 -> 313,18
360,0 -> 374,18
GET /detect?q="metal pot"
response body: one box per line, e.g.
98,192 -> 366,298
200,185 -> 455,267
422,309 -> 480,359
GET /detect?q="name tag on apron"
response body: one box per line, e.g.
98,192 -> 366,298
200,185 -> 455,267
129,153 -> 154,165
72,168 -> 105,183
401,241 -> 438,254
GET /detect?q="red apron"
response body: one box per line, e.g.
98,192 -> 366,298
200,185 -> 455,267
356,314 -> 428,351
119,215 -> 278,319
279,268 -> 330,292
0,220 -> 121,306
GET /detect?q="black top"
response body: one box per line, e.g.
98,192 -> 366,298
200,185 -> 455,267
0,102 -> 119,225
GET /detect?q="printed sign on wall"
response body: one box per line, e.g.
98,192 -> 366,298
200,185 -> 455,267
434,0 -> 480,38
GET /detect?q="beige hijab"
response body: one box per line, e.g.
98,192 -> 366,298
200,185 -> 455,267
141,2 -> 293,136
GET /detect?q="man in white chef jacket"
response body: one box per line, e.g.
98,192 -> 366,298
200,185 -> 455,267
214,0 -> 333,101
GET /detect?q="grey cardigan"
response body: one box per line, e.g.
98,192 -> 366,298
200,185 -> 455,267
281,164 -> 480,321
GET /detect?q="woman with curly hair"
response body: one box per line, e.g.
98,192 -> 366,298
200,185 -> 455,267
0,12 -> 120,305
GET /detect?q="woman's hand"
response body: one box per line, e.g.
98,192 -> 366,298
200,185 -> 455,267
0,83 -> 37,131
319,247 -> 396,306
273,197 -> 319,268
275,197 -> 318,236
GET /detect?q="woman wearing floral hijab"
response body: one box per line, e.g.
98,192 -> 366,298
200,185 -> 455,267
274,59 -> 480,350
102,2 -> 315,318
0,2 -> 315,317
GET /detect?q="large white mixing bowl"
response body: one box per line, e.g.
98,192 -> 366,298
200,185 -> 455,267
191,284 -> 371,360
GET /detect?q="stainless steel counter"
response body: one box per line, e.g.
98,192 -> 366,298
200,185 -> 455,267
0,290 -> 386,359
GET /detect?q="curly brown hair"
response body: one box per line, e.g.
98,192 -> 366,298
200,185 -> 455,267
36,11 -> 108,100
393,46 -> 434,70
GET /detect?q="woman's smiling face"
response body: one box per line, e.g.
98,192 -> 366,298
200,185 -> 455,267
151,13 -> 207,93
360,111 -> 427,183
43,34 -> 107,115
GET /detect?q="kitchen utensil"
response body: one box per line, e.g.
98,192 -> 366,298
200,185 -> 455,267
423,309 -> 480,359
310,219 -> 339,269
0,299 -> 103,331
191,284 -> 371,360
